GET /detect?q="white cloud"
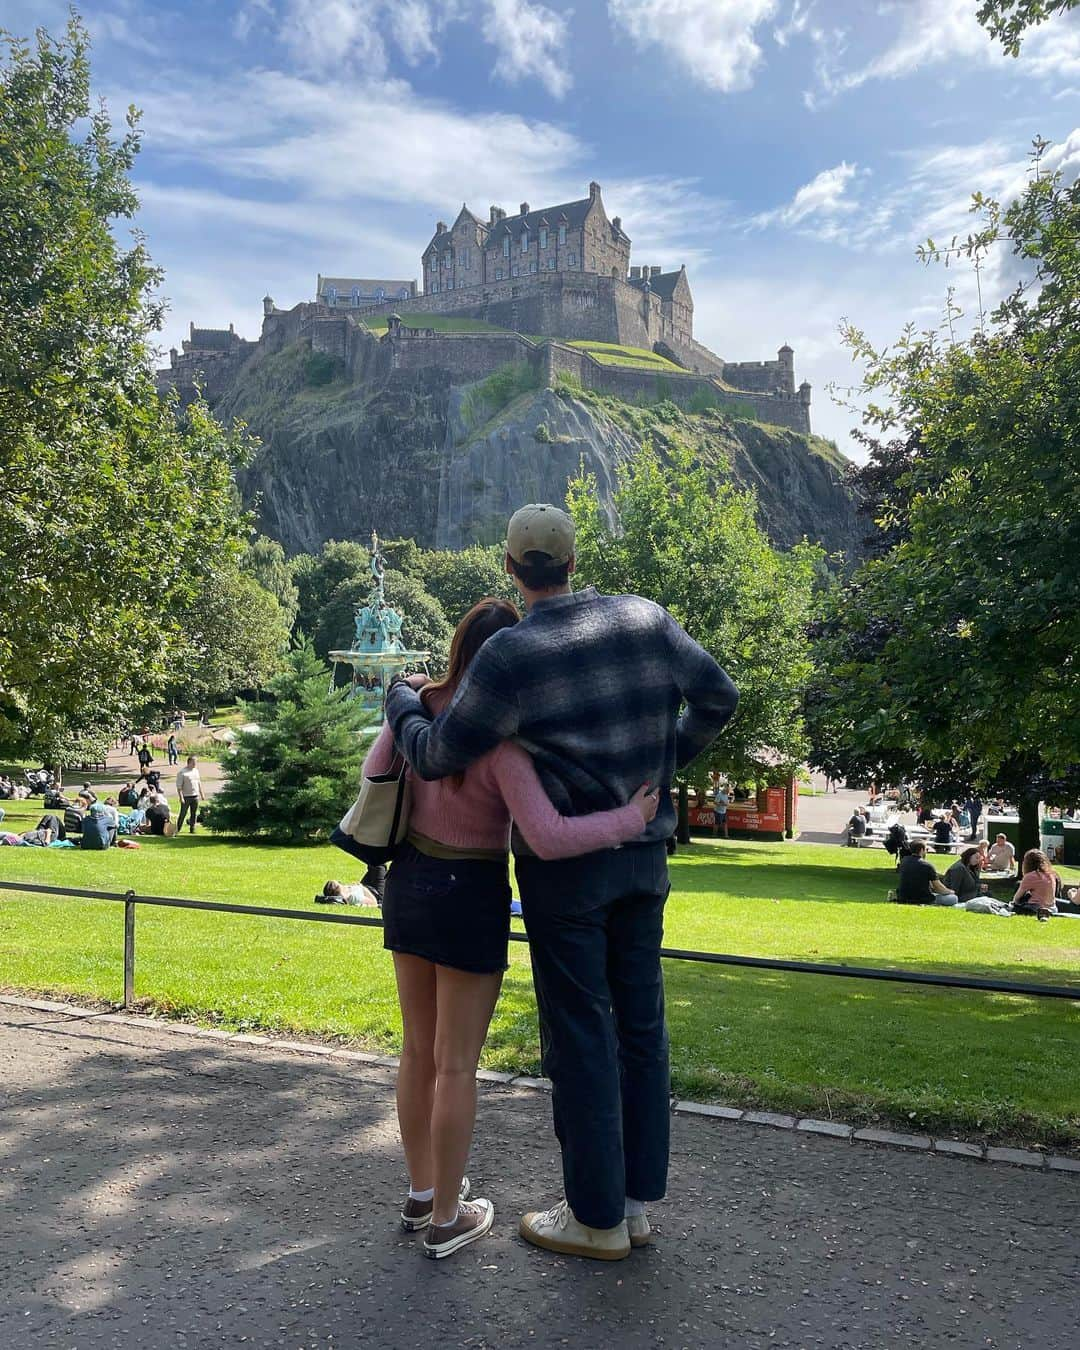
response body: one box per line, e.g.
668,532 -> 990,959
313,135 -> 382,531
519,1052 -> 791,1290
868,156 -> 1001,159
608,0 -> 778,93
121,68 -> 585,209
773,0 -> 814,49
483,0 -> 572,98
812,0 -> 1080,101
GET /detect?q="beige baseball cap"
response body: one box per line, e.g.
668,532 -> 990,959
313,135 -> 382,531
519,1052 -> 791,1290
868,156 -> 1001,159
505,503 -> 575,565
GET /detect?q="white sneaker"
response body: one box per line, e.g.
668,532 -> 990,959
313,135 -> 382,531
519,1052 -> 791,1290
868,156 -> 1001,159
626,1211 -> 651,1248
519,1199 -> 631,1261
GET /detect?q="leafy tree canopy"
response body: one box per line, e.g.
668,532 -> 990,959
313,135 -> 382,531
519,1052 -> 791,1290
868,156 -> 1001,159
207,641 -> 372,842
242,535 -> 299,629
290,540 -> 370,639
567,443 -> 822,787
0,17 -> 251,761
807,140 -> 1080,845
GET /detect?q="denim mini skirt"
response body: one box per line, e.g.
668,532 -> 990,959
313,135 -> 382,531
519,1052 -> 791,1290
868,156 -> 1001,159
382,842 -> 512,974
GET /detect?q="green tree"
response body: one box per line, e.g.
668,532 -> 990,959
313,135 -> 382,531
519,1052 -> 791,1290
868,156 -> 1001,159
414,545 -> 518,622
0,18 -> 250,761
291,540 -> 370,637
242,535 -> 299,629
806,141 -> 1080,850
567,443 -> 822,786
207,641 -> 372,841
167,568 -> 290,709
976,1 -> 1078,51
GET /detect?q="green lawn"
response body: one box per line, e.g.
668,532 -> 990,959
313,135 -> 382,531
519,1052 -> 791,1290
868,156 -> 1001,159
1,804 -> 1077,1148
565,339 -> 684,372
360,313 -> 509,337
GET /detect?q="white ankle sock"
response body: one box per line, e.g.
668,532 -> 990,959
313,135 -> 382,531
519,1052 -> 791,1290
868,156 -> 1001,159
408,1186 -> 434,1202
433,1205 -> 459,1229
624,1198 -> 645,1218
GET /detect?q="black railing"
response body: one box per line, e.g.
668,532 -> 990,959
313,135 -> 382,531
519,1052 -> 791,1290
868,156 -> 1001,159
1,880 -> 1077,1008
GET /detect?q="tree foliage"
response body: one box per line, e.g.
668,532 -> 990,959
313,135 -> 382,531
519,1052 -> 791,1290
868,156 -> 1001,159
0,18 -> 251,759
290,540 -> 370,638
567,443 -> 822,785
806,141 -> 1080,845
206,641 -> 372,842
166,569 -> 290,709
242,535 -> 299,629
976,0 -> 1078,52
413,544 -> 517,622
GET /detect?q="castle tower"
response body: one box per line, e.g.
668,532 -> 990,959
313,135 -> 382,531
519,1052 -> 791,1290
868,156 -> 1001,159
778,343 -> 795,394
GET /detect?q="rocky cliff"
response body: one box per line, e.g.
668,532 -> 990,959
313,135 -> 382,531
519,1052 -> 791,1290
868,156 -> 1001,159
218,340 -> 858,558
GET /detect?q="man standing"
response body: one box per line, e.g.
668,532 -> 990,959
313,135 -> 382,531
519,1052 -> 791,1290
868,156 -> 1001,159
711,776 -> 730,839
175,756 -> 204,834
386,503 -> 737,1261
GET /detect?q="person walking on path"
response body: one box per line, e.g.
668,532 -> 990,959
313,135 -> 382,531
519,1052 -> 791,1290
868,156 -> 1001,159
167,732 -> 179,766
386,503 -> 737,1262
369,598 -> 659,1261
175,756 -> 204,834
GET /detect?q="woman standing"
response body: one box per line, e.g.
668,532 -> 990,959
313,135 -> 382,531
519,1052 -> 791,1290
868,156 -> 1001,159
363,599 -> 658,1260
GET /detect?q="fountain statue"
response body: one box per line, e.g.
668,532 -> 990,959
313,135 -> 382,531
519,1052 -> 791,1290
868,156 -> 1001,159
328,530 -> 430,708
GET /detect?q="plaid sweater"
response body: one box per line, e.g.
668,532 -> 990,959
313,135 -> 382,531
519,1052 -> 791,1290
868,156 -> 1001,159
385,587 -> 738,848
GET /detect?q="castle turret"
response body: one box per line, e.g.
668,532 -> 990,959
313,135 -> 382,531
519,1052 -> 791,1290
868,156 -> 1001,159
778,343 -> 795,394
798,380 -> 812,407
263,295 -> 274,316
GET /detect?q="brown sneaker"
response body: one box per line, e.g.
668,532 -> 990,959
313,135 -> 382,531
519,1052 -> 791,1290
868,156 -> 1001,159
422,1198 -> 494,1259
400,1176 -> 470,1232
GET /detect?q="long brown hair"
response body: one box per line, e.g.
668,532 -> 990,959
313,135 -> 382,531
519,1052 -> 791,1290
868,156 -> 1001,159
1021,848 -> 1052,876
421,597 -> 520,786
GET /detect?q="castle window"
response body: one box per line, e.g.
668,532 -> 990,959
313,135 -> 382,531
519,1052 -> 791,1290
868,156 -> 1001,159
529,261 -> 538,273
567,253 -> 577,267
503,235 -> 510,258
512,264 -> 520,277
521,231 -> 529,253
431,283 -> 440,293
539,227 -> 548,249
447,279 -> 453,290
375,287 -> 385,300
495,269 -> 503,281
558,224 -> 566,245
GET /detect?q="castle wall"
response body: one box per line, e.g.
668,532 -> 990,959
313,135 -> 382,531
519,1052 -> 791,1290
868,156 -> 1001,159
388,330 -> 543,382
724,358 -> 794,395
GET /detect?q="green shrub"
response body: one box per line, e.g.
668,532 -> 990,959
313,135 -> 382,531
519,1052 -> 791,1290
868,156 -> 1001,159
534,421 -> 553,443
460,362 -> 540,427
554,370 -> 583,397
689,385 -> 719,414
303,350 -> 339,386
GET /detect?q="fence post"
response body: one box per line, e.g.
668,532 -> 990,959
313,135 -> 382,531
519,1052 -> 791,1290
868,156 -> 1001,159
123,891 -> 136,1009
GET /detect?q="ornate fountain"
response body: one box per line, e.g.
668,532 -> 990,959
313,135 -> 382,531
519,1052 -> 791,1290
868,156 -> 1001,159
328,531 -> 430,708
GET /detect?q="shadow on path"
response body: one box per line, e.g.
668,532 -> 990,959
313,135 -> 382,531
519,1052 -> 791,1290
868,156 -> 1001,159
0,1009 -> 1077,1349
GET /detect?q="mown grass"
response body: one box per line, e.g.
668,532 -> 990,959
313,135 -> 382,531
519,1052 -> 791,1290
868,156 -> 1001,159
360,314 -> 509,337
565,340 -> 683,371
1,809 -> 1076,1147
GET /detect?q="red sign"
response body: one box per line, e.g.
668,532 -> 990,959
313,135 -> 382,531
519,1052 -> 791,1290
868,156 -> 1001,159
688,784 -> 794,836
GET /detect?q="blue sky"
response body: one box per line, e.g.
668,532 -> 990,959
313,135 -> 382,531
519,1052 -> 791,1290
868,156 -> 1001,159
10,0 -> 1080,453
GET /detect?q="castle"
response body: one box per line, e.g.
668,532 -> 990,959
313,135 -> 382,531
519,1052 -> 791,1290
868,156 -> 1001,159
158,182 -> 811,433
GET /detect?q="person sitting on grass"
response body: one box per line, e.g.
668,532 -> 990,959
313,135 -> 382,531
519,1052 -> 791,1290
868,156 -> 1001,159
895,841 -> 960,905
943,847 -> 989,903
145,789 -> 171,836
81,803 -> 115,850
1012,849 -> 1059,921
63,794 -> 91,838
986,833 -> 1016,873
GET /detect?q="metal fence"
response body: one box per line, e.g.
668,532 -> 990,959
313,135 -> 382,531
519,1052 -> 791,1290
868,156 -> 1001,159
1,879 -> 1077,1008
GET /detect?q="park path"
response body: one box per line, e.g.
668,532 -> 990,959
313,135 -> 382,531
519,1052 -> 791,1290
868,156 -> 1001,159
1,1006 -> 1076,1350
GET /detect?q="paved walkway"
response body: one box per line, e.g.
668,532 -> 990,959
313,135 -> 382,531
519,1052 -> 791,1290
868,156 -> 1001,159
1,1008 -> 1076,1349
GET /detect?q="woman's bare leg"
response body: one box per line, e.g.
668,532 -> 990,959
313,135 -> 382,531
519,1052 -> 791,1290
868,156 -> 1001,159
392,953 -> 438,1192
430,966 -> 503,1226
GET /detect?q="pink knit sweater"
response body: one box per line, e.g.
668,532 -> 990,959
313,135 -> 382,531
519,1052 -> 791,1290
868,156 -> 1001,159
362,696 -> 645,860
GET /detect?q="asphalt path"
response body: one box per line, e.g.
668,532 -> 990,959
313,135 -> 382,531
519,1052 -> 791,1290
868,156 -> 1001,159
1,1007 -> 1076,1349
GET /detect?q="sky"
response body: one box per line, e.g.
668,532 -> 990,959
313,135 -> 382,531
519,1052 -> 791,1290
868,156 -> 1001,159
8,0 -> 1080,455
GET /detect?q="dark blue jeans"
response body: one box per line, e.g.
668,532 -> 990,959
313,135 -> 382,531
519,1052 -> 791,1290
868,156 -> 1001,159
516,842 -> 670,1230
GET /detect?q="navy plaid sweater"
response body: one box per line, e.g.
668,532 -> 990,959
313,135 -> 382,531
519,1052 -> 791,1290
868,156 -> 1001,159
385,586 -> 739,848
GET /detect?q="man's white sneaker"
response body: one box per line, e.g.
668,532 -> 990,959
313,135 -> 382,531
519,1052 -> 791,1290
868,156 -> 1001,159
519,1200 -> 631,1261
626,1212 -> 651,1248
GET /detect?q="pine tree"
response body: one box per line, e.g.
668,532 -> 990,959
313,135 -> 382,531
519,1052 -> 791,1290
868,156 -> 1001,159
207,641 -> 373,842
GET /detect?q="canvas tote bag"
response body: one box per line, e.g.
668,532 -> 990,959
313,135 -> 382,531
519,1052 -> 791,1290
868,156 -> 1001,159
331,754 -> 412,864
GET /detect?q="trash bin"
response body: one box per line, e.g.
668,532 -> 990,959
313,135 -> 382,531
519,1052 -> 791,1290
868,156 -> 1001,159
1040,818 -> 1066,866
